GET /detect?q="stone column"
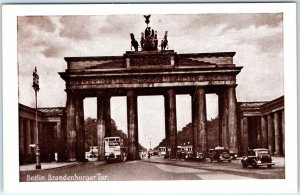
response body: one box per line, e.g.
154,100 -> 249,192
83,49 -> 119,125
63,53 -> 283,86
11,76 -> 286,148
274,112 -> 280,155
55,120 -> 63,161
165,89 -> 177,159
164,94 -> 170,156
30,120 -> 37,155
191,94 -> 196,157
19,117 -> 24,157
104,96 -> 112,137
25,119 -> 32,155
218,92 -> 223,147
193,87 -> 207,155
66,92 -> 76,161
228,86 -> 238,153
97,96 -> 106,160
256,118 -> 262,148
281,110 -> 285,155
38,122 -> 44,161
267,114 -> 274,154
261,116 -> 268,148
241,117 -> 248,155
127,90 -> 139,160
219,91 -> 229,149
76,97 -> 85,161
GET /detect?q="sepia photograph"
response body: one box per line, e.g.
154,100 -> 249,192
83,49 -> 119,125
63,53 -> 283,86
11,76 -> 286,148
3,3 -> 297,193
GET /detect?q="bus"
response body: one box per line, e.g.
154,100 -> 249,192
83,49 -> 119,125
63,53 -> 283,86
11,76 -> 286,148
104,137 -> 128,163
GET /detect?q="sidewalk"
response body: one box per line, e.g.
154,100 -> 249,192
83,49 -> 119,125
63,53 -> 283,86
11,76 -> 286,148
20,162 -> 78,171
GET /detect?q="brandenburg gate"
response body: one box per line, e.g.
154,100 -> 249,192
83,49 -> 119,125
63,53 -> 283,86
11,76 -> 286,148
59,16 -> 242,161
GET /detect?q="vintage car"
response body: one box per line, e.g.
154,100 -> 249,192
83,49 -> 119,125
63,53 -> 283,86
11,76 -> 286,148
184,151 -> 193,160
209,147 -> 231,162
230,151 -> 238,160
194,152 -> 206,162
241,148 -> 275,168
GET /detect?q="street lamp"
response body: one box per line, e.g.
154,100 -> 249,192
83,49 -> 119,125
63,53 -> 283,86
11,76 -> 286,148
32,66 -> 41,169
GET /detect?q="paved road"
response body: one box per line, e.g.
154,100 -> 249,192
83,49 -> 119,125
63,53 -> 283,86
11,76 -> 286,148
20,156 -> 284,182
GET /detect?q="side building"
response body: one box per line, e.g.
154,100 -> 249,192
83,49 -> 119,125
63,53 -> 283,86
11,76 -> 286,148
238,96 -> 284,156
19,104 -> 66,164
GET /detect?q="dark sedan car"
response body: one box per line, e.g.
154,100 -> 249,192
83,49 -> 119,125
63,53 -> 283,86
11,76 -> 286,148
241,148 -> 275,168
209,147 -> 231,162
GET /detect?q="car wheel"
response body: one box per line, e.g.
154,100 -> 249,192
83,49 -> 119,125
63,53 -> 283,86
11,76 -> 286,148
267,165 -> 272,169
242,161 -> 248,168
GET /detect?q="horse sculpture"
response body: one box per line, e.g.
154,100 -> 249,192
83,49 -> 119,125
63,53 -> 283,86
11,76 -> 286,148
161,31 -> 168,51
130,33 -> 139,51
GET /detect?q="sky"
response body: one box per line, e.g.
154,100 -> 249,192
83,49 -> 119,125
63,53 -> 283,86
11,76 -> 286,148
18,14 -> 283,149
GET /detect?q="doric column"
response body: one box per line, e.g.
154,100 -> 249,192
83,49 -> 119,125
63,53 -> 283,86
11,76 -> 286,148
256,118 -> 262,148
97,96 -> 106,160
66,92 -> 76,161
25,119 -> 32,155
165,88 -> 177,159
267,114 -> 274,154
164,94 -> 170,156
228,86 -> 238,153
38,122 -> 44,161
104,96 -> 112,137
274,112 -> 280,155
30,120 -> 36,155
219,90 -> 229,149
127,90 -> 139,160
218,92 -> 224,147
241,117 -> 248,155
19,117 -> 25,156
76,96 -> 85,161
55,120 -> 63,161
193,87 -> 207,155
282,110 -> 285,155
191,94 -> 196,157
261,116 -> 268,148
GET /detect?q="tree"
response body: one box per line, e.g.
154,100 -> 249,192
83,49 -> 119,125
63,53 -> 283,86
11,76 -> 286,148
84,118 -> 146,151
153,117 -> 220,149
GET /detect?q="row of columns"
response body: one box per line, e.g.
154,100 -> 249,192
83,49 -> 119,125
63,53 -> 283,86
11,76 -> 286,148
19,117 -> 36,157
65,85 -> 238,161
240,109 -> 284,155
19,116 -> 62,163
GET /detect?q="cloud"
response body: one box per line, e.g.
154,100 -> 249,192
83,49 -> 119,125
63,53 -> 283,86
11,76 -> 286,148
18,16 -> 56,32
179,13 -> 282,33
59,16 -> 97,40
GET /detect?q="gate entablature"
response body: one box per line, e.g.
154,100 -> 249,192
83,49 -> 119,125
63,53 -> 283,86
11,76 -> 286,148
60,51 -> 242,92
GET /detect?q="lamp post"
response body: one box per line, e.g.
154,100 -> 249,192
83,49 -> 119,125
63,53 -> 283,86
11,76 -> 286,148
32,66 -> 41,169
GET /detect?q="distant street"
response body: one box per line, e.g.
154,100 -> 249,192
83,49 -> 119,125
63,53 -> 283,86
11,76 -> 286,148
20,156 -> 285,182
